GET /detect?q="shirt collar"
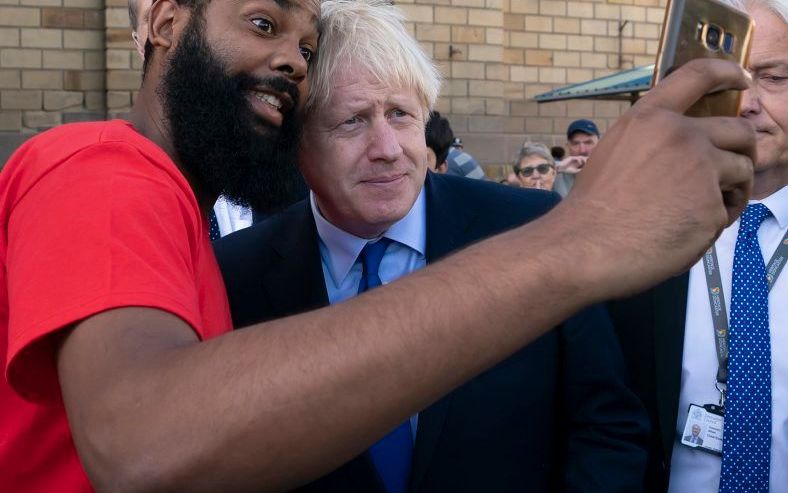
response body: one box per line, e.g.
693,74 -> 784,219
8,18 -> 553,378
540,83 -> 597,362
753,184 -> 788,229
310,187 -> 427,286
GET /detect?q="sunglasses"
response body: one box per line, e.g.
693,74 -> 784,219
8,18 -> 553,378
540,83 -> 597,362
516,163 -> 554,177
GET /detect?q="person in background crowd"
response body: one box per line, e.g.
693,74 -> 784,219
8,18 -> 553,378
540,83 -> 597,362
0,0 -> 756,490
445,137 -> 486,180
128,0 -> 149,59
609,1 -> 788,491
551,145 -> 566,162
514,143 -> 558,191
425,111 -> 453,174
553,119 -> 600,197
565,119 -> 600,158
215,3 -> 648,490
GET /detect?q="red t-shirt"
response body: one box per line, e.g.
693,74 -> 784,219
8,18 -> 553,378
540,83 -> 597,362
0,120 -> 233,491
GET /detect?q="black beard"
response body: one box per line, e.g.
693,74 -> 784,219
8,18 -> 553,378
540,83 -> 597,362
160,12 -> 306,214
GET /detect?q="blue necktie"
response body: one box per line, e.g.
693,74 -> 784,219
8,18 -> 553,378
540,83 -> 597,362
720,203 -> 773,493
208,209 -> 222,241
357,238 -> 413,493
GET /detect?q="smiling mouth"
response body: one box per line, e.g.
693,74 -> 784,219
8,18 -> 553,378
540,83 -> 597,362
246,89 -> 296,129
255,92 -> 282,109
363,174 -> 406,184
251,88 -> 294,111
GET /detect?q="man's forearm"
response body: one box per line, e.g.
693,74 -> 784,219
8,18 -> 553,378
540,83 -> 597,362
59,204 -> 595,493
59,58 -> 756,492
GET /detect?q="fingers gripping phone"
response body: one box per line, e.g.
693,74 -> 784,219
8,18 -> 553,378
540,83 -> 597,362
654,0 -> 754,117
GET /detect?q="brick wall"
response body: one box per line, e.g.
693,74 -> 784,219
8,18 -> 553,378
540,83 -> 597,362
402,0 -> 667,177
105,0 -> 139,119
0,0 -> 667,171
0,0 -> 106,160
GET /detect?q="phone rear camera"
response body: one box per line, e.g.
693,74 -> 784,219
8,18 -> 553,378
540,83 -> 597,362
722,32 -> 735,54
705,24 -> 722,51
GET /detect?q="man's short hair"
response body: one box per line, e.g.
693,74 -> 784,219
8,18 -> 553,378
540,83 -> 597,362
425,111 -> 454,165
128,0 -> 140,30
514,143 -> 555,172
720,0 -> 788,22
306,0 -> 442,121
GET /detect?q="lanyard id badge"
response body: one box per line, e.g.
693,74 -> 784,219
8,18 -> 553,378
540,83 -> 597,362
681,404 -> 724,455
685,231 -> 788,455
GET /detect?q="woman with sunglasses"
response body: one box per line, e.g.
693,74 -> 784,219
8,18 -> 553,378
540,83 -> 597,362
514,142 -> 558,191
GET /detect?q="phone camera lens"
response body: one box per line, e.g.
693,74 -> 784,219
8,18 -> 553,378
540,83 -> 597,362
705,24 -> 722,50
722,32 -> 735,53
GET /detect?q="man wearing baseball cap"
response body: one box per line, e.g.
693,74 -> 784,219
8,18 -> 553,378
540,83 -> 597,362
554,119 -> 601,197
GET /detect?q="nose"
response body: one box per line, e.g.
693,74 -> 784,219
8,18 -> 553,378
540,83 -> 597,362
270,38 -> 308,85
739,83 -> 761,117
367,119 -> 403,162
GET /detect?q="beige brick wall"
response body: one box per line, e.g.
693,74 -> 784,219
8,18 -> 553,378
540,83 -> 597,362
1,0 -> 667,173
407,0 -> 666,177
0,1 -> 105,141
105,0 -> 140,119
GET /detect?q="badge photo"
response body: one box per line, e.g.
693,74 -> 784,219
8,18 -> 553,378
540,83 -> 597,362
681,404 -> 724,455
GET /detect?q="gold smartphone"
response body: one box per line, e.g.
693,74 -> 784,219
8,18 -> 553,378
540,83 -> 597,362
653,0 -> 754,116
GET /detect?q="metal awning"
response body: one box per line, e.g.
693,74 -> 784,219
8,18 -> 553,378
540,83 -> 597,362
534,64 -> 654,104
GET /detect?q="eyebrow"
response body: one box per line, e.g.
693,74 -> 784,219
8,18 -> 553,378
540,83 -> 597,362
750,60 -> 788,72
272,0 -> 294,10
270,0 -> 319,30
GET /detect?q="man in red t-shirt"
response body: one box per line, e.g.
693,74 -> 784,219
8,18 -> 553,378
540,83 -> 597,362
0,0 -> 758,491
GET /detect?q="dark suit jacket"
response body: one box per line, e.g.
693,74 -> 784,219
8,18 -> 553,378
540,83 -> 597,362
214,173 -> 649,492
607,274 -> 690,492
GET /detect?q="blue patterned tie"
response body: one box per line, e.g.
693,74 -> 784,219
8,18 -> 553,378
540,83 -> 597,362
357,238 -> 412,493
720,203 -> 772,493
208,209 -> 222,241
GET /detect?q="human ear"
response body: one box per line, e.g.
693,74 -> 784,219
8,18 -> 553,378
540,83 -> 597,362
148,0 -> 184,50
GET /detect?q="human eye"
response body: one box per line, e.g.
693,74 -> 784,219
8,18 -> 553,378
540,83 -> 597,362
340,115 -> 359,126
251,17 -> 274,34
300,46 -> 314,63
755,73 -> 788,92
389,107 -> 417,122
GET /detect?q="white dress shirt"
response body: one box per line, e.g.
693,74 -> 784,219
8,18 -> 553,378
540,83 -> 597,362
669,185 -> 788,493
213,196 -> 254,237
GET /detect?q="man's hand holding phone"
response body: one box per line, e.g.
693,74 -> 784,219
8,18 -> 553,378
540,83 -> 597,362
557,58 -> 754,300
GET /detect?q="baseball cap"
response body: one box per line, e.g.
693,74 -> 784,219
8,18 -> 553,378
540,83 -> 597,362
566,119 -> 599,139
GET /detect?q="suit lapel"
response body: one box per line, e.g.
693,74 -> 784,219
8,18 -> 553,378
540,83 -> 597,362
410,174 -> 475,492
259,201 -> 329,318
272,203 -> 390,492
652,273 -> 690,462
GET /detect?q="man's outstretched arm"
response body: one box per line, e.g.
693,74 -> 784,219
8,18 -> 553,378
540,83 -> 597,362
57,59 -> 755,493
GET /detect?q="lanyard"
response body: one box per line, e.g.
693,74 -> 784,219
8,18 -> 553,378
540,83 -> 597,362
703,228 -> 788,390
